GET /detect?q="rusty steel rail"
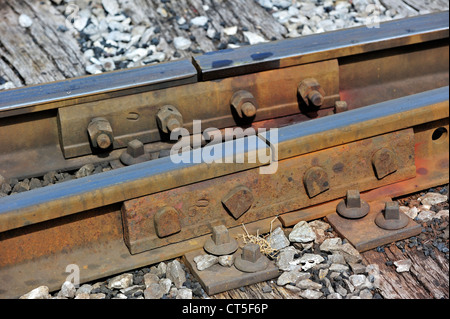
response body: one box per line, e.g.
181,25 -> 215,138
0,13 -> 449,298
0,12 -> 448,179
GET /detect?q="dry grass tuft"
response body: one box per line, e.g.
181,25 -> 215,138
237,216 -> 280,258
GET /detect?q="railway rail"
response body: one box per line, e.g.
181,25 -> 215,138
0,12 -> 448,299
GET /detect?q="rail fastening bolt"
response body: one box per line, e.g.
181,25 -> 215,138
375,201 -> 409,230
120,139 -> 151,165
234,243 -> 269,273
336,189 -> 370,219
203,225 -> 238,256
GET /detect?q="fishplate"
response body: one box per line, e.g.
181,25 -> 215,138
121,128 -> 415,254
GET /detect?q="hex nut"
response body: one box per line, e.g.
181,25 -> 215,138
156,105 -> 183,134
230,90 -> 258,118
298,78 -> 326,108
87,117 -> 114,149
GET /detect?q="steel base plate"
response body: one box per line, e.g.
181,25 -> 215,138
326,200 -> 422,252
183,249 -> 279,296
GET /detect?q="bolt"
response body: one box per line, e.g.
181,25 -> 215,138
334,101 -> 348,113
87,117 -> 114,150
336,190 -> 370,219
307,90 -> 324,107
234,243 -> 269,273
241,243 -> 261,262
375,201 -> 409,230
303,167 -> 329,198
384,201 -> 399,220
346,190 -> 361,208
154,206 -> 181,238
156,105 -> 183,134
230,90 -> 258,119
222,185 -> 254,219
372,148 -> 398,179
298,78 -> 326,108
211,225 -> 231,245
241,102 -> 257,117
120,139 -> 151,165
96,133 -> 112,149
203,224 -> 238,256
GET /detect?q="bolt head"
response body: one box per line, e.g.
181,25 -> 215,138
307,90 -> 324,107
127,139 -> 145,158
241,243 -> 261,262
346,190 -> 361,208
96,133 -> 112,149
384,201 -> 400,220
211,225 -> 230,245
372,148 -> 398,179
87,117 -> 114,149
334,101 -> 348,113
303,167 -> 330,198
230,90 -> 258,119
156,105 -> 183,134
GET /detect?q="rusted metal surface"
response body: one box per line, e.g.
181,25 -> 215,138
279,118 -> 449,227
336,190 -> 370,219
303,166 -> 330,198
153,206 -> 182,238
374,201 -> 410,230
193,12 -> 448,80
56,60 -> 339,158
0,212 -> 281,298
235,243 -> 271,273
326,200 -> 422,252
0,88 -> 446,235
184,248 -> 279,296
121,129 -> 415,255
203,225 -> 238,256
372,148 -> 398,179
298,78 -> 326,108
221,185 -> 254,220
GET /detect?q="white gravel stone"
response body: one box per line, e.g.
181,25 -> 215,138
435,210 -> 449,219
90,293 -> 106,299
300,289 -> 323,299
156,262 -> 167,277
359,289 -> 373,299
349,274 -> 367,288
268,227 -> 290,250
320,238 -> 342,252
20,286 -> 50,299
191,16 -> 208,26
108,273 -> 133,289
167,260 -> 186,288
327,292 -> 343,299
176,288 -> 193,299
328,253 -> 346,265
144,283 -> 163,299
19,14 -> 33,28
159,278 -> 172,295
144,273 -> 160,288
60,281 -> 76,298
404,206 -> 419,219
223,26 -> 238,36
194,254 -> 219,271
289,221 -> 316,243
102,0 -> 120,16
76,284 -> 93,296
297,253 -> 325,271
243,31 -> 267,45
218,255 -> 235,267
276,246 -> 299,271
394,259 -> 412,273
296,279 -> 322,290
417,210 -> 436,222
329,263 -> 350,273
74,293 -> 90,299
173,36 -> 191,50
277,271 -> 310,286
419,192 -> 448,206
366,264 -> 381,289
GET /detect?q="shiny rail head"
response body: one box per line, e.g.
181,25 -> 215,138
193,11 -> 449,80
0,59 -> 198,117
